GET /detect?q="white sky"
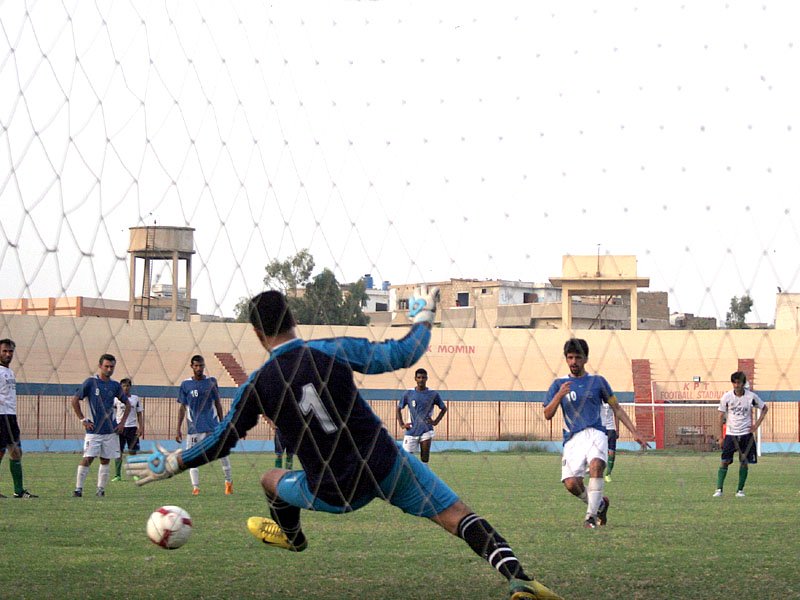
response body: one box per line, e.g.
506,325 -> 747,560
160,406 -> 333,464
1,1 -> 799,323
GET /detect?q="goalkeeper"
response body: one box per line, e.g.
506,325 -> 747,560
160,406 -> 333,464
130,288 -> 560,600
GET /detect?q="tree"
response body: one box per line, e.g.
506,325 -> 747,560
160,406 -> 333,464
725,294 -> 753,329
341,278 -> 370,326
264,249 -> 315,297
298,269 -> 369,326
233,251 -> 369,326
233,250 -> 315,322
233,296 -> 252,323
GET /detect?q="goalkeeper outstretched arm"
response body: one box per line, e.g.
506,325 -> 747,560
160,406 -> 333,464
607,396 -> 649,450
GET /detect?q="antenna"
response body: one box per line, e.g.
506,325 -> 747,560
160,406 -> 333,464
596,244 -> 601,277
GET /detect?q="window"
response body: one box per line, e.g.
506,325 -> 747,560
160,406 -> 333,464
523,292 -> 538,304
398,298 -> 409,310
456,292 -> 469,307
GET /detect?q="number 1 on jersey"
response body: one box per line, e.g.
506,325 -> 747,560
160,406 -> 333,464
299,383 -> 337,433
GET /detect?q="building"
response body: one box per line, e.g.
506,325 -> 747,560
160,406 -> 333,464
670,312 -> 718,330
389,255 -> 670,330
390,278 -> 559,328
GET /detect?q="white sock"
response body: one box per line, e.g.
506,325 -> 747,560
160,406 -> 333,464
221,457 -> 232,483
76,465 -> 89,490
587,477 -> 604,517
578,489 -> 588,504
190,467 -> 200,487
98,463 -> 110,490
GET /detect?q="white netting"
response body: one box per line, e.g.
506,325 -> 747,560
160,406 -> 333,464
2,2 -> 799,319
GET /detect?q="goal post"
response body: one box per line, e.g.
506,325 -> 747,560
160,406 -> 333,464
634,399 -> 764,456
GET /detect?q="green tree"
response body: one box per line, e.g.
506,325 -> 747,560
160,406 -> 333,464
234,253 -> 369,326
233,250 -> 315,321
233,296 -> 251,323
341,278 -> 370,326
298,269 -> 370,326
725,294 -> 753,329
264,249 -> 315,297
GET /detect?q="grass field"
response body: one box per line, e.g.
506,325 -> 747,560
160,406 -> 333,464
1,451 -> 797,600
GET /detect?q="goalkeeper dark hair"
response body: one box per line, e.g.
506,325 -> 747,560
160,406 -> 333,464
563,338 -> 589,358
248,291 -> 296,337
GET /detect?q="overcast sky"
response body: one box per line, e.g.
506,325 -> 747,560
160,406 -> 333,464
1,1 -> 799,323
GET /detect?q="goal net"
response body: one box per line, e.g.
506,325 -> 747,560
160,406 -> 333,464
1,4 -> 799,596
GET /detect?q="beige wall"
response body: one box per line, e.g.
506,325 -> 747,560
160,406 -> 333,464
775,293 -> 800,332
0,296 -> 129,319
2,314 -> 799,394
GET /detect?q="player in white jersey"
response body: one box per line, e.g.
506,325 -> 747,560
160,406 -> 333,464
112,378 -> 144,481
712,371 -> 768,498
544,338 -> 648,528
600,402 -> 619,482
0,339 -> 37,498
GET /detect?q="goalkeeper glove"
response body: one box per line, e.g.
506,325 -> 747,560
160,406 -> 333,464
126,443 -> 183,486
408,286 -> 440,324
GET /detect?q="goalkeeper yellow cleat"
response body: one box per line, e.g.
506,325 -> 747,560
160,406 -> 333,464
509,578 -> 563,600
247,517 -> 307,552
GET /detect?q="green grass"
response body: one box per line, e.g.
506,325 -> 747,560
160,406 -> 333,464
1,451 -> 798,599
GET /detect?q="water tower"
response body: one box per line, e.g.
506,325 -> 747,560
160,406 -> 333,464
128,226 -> 195,321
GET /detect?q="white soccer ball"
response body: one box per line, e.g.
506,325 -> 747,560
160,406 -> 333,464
146,505 -> 193,549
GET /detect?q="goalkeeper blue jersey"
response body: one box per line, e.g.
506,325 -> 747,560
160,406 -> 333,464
182,324 -> 431,507
75,375 -> 123,434
545,373 -> 612,445
177,376 -> 220,434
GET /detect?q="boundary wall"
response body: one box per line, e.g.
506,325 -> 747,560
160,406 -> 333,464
3,314 -> 798,453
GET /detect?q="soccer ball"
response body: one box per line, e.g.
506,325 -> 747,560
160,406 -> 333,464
146,505 -> 193,549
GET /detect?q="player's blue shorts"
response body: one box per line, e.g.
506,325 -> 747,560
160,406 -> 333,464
276,447 -> 459,518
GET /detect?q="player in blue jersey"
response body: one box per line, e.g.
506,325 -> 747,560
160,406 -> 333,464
71,354 -> 130,497
130,288 -> 561,600
544,338 -> 648,529
176,355 -> 233,495
396,368 -> 447,463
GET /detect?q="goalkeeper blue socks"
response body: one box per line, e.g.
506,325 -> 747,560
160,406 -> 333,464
457,513 -> 530,581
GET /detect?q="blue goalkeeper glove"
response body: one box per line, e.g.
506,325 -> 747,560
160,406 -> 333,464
126,443 -> 183,486
408,286 -> 440,324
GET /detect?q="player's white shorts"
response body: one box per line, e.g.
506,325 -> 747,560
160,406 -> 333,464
561,428 -> 608,481
403,430 -> 435,453
83,433 -> 121,459
186,432 -> 210,449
